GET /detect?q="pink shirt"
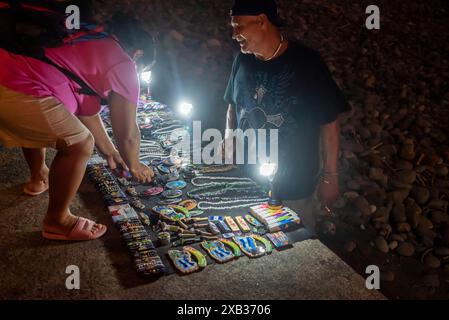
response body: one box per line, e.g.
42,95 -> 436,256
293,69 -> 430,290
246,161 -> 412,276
0,38 -> 139,116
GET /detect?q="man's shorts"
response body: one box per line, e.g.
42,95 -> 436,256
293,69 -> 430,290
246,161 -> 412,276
0,85 -> 90,149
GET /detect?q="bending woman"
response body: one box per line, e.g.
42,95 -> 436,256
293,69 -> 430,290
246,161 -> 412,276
0,15 -> 155,241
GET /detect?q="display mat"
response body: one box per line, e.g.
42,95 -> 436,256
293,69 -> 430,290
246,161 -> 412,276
88,100 -> 316,276
89,160 -> 316,275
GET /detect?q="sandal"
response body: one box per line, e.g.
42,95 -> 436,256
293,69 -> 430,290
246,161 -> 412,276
42,217 -> 107,241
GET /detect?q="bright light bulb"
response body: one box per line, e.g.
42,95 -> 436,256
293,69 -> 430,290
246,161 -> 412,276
140,71 -> 152,84
260,162 -> 277,177
179,101 -> 193,116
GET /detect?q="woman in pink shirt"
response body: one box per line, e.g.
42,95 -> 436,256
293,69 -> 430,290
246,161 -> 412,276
0,14 -> 154,241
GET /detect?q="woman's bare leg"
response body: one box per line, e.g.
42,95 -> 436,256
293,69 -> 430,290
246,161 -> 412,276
22,148 -> 49,195
42,134 -> 105,236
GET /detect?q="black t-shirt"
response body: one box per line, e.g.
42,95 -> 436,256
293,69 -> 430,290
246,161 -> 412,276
224,41 -> 350,200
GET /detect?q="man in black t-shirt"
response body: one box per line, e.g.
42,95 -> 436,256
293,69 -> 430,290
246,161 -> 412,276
223,0 -> 350,219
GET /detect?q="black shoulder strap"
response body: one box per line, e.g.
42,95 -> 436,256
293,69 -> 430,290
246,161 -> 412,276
38,56 -> 98,96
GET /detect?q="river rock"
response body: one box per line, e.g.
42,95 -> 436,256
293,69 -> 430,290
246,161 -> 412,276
390,189 -> 410,205
427,199 -> 448,210
396,169 -> 417,184
371,206 -> 390,224
347,180 -> 361,190
344,191 -> 359,200
417,216 -> 434,230
344,240 -> 357,252
424,254 -> 441,268
354,196 -> 372,216
332,196 -> 347,209
430,211 -> 449,224
396,160 -> 414,170
375,236 -> 389,253
434,164 -> 448,177
423,274 -> 440,287
441,224 -> 449,246
392,204 -> 407,223
400,141 -> 416,160
411,186 -> 430,205
341,139 -> 364,153
368,167 -> 388,187
389,240 -> 398,250
380,270 -> 395,282
434,247 -> 449,256
406,206 -> 421,229
397,222 -> 411,233
397,242 -> 415,256
390,234 -> 405,242
434,179 -> 449,188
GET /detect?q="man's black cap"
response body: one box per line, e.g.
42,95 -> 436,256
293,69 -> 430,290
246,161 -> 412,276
230,0 -> 285,27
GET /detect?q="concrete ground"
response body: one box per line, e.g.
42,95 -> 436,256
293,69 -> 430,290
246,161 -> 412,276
0,147 -> 385,300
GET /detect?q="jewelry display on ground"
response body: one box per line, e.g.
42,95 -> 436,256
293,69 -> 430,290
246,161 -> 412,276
86,94 -> 309,278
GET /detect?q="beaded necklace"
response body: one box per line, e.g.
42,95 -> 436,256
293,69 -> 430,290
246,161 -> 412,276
191,176 -> 253,187
198,165 -> 237,174
151,125 -> 185,135
187,177 -> 265,200
197,198 -> 269,210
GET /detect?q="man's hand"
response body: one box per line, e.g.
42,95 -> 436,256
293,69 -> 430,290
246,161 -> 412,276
317,174 -> 339,207
130,162 -> 154,183
104,149 -> 129,171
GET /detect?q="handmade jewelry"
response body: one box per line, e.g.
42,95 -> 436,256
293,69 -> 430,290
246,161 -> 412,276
167,205 -> 190,217
179,199 -> 197,211
167,250 -> 199,274
191,176 -> 254,187
171,237 -> 202,247
252,234 -> 273,254
117,177 -> 130,186
188,210 -> 204,217
126,186 -> 138,197
130,197 -> 146,210
232,235 -> 265,258
266,231 -> 290,248
235,216 -> 251,233
224,216 -> 240,233
187,183 -> 263,200
219,238 -> 242,257
197,198 -> 269,210
162,189 -> 183,199
138,211 -> 151,226
142,186 -> 164,196
157,232 -> 171,246
197,164 -> 237,174
165,180 -> 187,190
152,206 -> 184,222
158,197 -> 183,205
208,222 -> 220,235
183,246 -> 207,268
201,241 -> 234,263
162,156 -> 183,167
157,164 -> 175,174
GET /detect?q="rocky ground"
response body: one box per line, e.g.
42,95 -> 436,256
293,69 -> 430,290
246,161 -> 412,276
90,0 -> 449,299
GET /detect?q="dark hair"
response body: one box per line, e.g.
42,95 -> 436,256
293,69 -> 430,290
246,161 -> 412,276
108,13 -> 156,68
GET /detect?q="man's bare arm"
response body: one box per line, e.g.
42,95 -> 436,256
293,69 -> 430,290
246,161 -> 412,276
225,103 -> 237,134
318,118 -> 340,206
320,118 -> 340,175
